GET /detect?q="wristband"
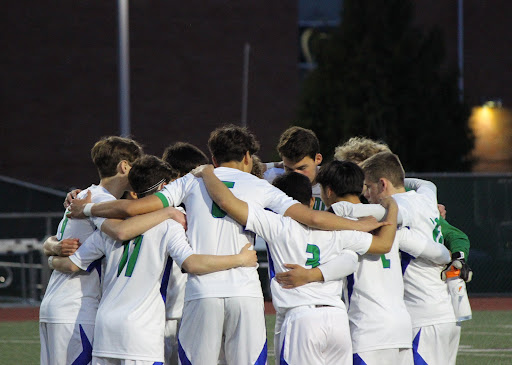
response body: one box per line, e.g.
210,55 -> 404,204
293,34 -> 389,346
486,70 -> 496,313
83,203 -> 94,217
48,256 -> 55,270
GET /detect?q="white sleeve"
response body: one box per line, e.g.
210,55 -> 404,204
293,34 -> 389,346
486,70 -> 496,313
165,221 -> 194,268
261,182 -> 300,216
334,230 -> 373,255
398,228 -> 451,264
263,167 -> 284,183
245,203 -> 287,245
331,201 -> 404,225
405,178 -> 437,202
69,231 -> 106,271
155,173 -> 194,208
318,250 -> 358,282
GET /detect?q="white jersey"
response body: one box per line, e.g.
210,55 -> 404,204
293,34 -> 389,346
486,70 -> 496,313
39,185 -> 113,324
394,191 -> 456,327
69,219 -> 193,362
155,168 -> 298,301
245,203 -> 372,313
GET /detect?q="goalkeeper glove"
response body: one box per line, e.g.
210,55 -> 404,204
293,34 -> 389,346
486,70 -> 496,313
441,251 -> 473,283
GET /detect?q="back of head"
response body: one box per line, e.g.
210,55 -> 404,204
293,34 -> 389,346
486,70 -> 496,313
91,136 -> 143,178
128,155 -> 176,198
334,136 -> 391,164
360,151 -> 405,188
162,142 -> 209,177
250,155 -> 264,179
277,126 -> 319,163
316,160 -> 364,197
208,124 -> 260,164
272,172 -> 312,206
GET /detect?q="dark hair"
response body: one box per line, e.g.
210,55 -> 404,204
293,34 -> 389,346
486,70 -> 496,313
316,160 -> 364,197
360,151 -> 405,188
128,155 -> 176,198
208,124 -> 260,164
272,172 -> 312,206
162,142 -> 209,177
91,136 -> 143,178
277,126 -> 319,163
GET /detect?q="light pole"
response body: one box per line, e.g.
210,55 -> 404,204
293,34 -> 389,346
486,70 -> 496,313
118,0 -> 130,137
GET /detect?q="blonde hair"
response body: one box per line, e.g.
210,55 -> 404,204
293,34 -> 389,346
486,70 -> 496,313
334,137 -> 391,164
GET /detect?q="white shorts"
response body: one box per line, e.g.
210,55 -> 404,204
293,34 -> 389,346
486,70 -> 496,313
354,348 -> 413,365
279,305 -> 352,365
178,297 -> 267,365
40,322 -> 94,365
412,322 -> 461,365
92,357 -> 163,365
273,311 -> 285,365
164,319 -> 181,365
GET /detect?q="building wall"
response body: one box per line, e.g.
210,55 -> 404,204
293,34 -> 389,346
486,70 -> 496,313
1,1 -> 299,189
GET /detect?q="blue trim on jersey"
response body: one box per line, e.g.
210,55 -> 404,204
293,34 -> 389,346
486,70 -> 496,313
280,336 -> 289,365
346,273 -> 354,306
353,353 -> 368,365
412,329 -> 429,365
400,250 -> 414,275
160,257 -> 173,303
266,242 -> 276,280
254,340 -> 268,365
71,325 -> 92,365
152,363 -> 163,365
85,257 -> 104,283
178,339 -> 192,365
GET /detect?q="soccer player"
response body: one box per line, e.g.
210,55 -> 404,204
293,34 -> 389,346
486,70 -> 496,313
39,136 -> 143,365
358,152 -> 459,364
49,155 -> 258,365
192,165 -> 399,365
266,126 -> 326,210
161,141 -> 209,365
67,125 -> 385,364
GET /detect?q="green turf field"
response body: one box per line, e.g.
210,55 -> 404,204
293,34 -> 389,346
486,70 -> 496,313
1,311 -> 511,364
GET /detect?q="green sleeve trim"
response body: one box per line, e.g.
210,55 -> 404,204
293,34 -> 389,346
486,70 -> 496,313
155,192 -> 169,208
440,217 -> 470,258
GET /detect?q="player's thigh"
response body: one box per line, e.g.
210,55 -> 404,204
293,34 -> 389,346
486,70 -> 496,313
281,306 -> 351,365
42,322 -> 94,365
354,348 -> 413,365
412,322 -> 459,365
223,297 -> 267,365
178,298 -> 224,365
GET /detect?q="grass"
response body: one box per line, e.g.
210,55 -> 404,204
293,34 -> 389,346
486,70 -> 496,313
1,311 -> 511,364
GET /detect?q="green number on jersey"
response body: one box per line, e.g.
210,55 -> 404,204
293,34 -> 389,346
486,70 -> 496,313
211,181 -> 235,218
430,217 -> 444,244
305,244 -> 320,268
117,235 -> 143,277
380,254 -> 390,268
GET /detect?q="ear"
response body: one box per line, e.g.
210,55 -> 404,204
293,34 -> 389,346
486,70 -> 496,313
314,153 -> 323,166
378,178 -> 388,193
309,197 -> 316,209
212,156 -> 220,167
118,160 -> 131,174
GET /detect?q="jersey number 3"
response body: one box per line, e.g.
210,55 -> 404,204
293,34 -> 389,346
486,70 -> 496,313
211,181 -> 235,218
306,244 -> 320,268
118,235 -> 143,277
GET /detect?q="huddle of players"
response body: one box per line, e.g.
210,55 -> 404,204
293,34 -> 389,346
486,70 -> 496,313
40,125 -> 471,365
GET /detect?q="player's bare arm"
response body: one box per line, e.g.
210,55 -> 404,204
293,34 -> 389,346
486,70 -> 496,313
43,236 -> 80,257
49,256 -> 81,273
67,190 -> 165,219
275,250 -> 359,288
182,243 -> 257,275
366,196 -> 398,254
192,164 -> 249,225
101,207 -> 187,241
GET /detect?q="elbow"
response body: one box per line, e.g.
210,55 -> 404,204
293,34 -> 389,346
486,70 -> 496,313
111,229 -> 131,242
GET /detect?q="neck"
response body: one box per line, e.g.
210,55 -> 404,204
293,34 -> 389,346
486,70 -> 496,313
219,161 -> 245,171
389,186 -> 406,195
99,176 -> 128,199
